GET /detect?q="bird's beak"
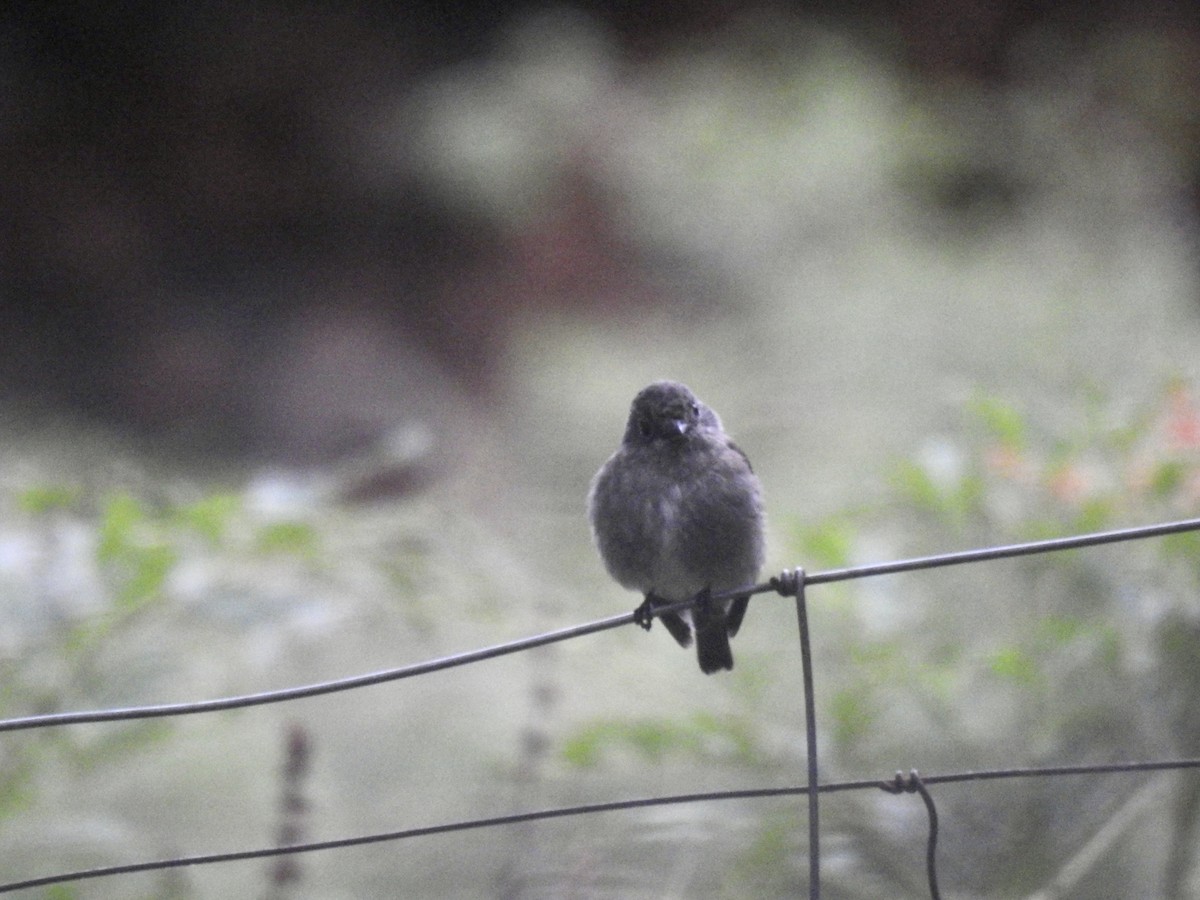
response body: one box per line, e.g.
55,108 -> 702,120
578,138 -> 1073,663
669,418 -> 689,436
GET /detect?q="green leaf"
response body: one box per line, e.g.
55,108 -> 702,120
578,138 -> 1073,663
1035,615 -> 1085,645
794,519 -> 855,568
1071,496 -> 1114,533
829,688 -> 874,747
969,394 -> 1027,450
559,719 -> 675,768
175,493 -> 240,543
988,646 -> 1041,685
890,453 -> 983,522
889,459 -> 944,511
96,493 -> 147,562
848,640 -> 899,668
736,815 -> 793,873
559,714 -> 759,768
116,544 -> 176,609
954,472 -> 985,515
1148,460 -> 1187,498
560,728 -> 604,768
16,485 -> 79,513
255,521 -> 318,557
1161,529 -> 1200,560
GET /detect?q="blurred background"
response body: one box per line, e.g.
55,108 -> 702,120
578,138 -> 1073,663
2,1 -> 1200,897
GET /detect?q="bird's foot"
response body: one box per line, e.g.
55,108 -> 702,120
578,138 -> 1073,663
633,594 -> 657,631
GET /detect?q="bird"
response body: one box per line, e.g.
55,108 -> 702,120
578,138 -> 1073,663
587,380 -> 765,673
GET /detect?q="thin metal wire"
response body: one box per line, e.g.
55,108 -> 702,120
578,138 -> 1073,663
915,776 -> 940,900
0,786 -> 813,894
799,574 -> 820,900
4,517 -> 1198,734
801,516 -> 1200,586
0,613 -> 632,732
5,758 -> 1200,894
881,771 -> 940,900
776,569 -> 821,899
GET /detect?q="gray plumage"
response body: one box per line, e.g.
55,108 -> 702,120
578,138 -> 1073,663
587,381 -> 765,674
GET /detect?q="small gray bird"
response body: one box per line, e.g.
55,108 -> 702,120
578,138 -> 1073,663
588,381 -> 765,673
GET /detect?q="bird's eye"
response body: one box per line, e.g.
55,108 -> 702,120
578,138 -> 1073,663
689,402 -> 700,417
638,418 -> 653,438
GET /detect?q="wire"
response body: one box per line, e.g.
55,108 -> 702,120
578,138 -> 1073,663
0,613 -> 631,733
5,758 -> 1199,894
2,516 -> 1198,734
781,571 -> 821,899
882,771 -> 940,900
801,516 -> 1200,586
2,511 -> 1198,898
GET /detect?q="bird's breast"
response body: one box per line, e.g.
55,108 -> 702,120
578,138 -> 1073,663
655,483 -> 684,531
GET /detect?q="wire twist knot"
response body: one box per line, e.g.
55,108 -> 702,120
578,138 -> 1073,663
769,568 -> 805,597
880,769 -> 926,795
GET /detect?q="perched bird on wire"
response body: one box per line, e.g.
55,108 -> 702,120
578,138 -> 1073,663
588,381 -> 765,673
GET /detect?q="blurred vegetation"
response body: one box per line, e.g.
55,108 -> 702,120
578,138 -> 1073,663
817,378 -> 1200,745
1,1 -> 1198,896
562,711 -> 764,769
557,378 -> 1200,894
2,394 -> 1198,891
0,486 -> 321,835
808,378 -> 1200,894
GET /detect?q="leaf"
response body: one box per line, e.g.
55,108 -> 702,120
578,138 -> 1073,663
1161,530 -> 1200,561
1035,615 -> 1085,645
175,493 -> 240,543
969,394 -> 1027,450
255,521 -> 318,557
794,518 -> 855,568
16,485 -> 79,513
1071,496 -> 1114,533
96,493 -> 146,562
988,646 -> 1041,686
889,459 -> 943,511
559,714 -> 759,768
115,544 -> 176,610
1148,460 -> 1186,499
829,688 -> 874,747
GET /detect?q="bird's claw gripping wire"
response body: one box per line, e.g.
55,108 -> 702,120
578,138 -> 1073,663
632,595 -> 657,631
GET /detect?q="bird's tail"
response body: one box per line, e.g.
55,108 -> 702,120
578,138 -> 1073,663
694,602 -> 734,673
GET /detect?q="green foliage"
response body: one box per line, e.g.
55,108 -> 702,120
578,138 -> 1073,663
96,492 -> 149,562
829,687 -> 876,746
726,809 -> 802,897
93,493 -> 179,611
116,544 -> 176,610
987,646 -> 1041,686
0,744 -> 38,821
968,393 -> 1027,451
255,520 -> 319,557
891,382 -> 1200,539
1000,384 -> 1196,525
792,517 -> 856,569
561,712 -> 761,768
888,457 -> 983,524
785,380 -> 1200,784
1,480 -> 326,837
61,720 -> 174,773
1162,528 -> 1200,560
1149,459 -> 1187,498
736,812 -> 793,872
16,484 -> 79,513
173,492 -> 241,543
